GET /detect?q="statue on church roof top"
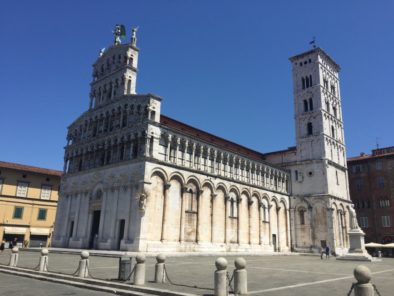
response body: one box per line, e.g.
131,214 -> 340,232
131,27 -> 138,46
113,24 -> 126,45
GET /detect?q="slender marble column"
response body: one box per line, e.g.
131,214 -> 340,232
290,207 -> 296,250
98,189 -> 108,240
122,186 -> 131,241
248,199 -> 253,245
72,193 -> 82,239
160,183 -> 171,241
166,135 -> 172,162
196,189 -> 202,243
268,205 -> 273,246
62,195 -> 72,243
210,193 -> 216,243
276,206 -> 281,251
258,202 -> 263,245
225,196 -> 230,244
213,150 -> 217,174
175,138 -> 180,165
237,197 -> 241,244
179,187 -> 187,243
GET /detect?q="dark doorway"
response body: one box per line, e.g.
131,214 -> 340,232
69,221 -> 74,238
89,210 -> 101,249
117,219 -> 125,250
272,234 -> 277,251
30,235 -> 48,247
321,240 -> 327,248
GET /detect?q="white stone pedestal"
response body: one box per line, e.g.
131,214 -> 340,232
337,228 -> 375,262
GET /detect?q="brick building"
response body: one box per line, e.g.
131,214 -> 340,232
348,146 -> 394,244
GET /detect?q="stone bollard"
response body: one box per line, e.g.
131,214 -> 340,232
78,251 -> 90,278
9,247 -> 19,267
214,257 -> 227,296
118,256 -> 132,280
38,248 -> 49,272
234,257 -> 247,295
154,254 -> 166,283
133,254 -> 146,285
353,265 -> 374,296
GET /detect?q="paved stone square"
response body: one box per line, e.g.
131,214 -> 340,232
0,250 -> 393,295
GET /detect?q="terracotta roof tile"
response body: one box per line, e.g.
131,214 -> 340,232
160,115 -> 265,161
347,151 -> 394,162
0,161 -> 63,177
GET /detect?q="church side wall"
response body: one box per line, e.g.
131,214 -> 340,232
138,161 -> 291,252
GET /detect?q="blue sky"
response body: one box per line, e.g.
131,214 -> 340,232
1,0 -> 393,170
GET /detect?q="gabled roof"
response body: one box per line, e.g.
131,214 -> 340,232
0,161 -> 63,177
160,115 -> 265,161
347,151 -> 394,162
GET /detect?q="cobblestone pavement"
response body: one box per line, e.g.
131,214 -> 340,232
0,249 -> 393,295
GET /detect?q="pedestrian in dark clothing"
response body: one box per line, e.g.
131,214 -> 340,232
325,245 -> 330,259
0,240 -> 5,252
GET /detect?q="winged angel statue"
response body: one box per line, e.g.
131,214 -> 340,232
113,24 -> 126,45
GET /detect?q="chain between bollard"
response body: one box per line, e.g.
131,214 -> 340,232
85,260 -> 101,280
373,284 -> 382,296
163,264 -> 175,285
226,270 -> 234,294
126,265 -> 136,281
33,256 -> 48,271
346,283 -> 355,296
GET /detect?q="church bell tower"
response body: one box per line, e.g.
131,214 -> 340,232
89,26 -> 140,109
289,47 -> 349,200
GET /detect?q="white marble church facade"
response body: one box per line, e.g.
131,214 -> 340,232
52,29 -> 353,254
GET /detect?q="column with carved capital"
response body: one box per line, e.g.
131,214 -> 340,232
160,183 -> 171,242
182,140 -> 188,166
166,134 -> 172,162
212,150 -> 217,174
72,192 -> 82,240
109,187 -> 120,246
196,189 -> 203,243
289,207 -> 296,250
191,143 -> 196,168
210,193 -> 217,243
179,186 -> 187,243
268,205 -> 273,246
237,197 -> 241,244
127,139 -> 133,159
225,196 -> 230,244
326,207 -> 336,250
62,195 -> 72,245
175,137 -> 180,165
248,198 -> 253,245
98,189 -> 108,241
276,206 -> 281,251
285,208 -> 291,249
258,201 -> 263,245
123,185 -> 133,242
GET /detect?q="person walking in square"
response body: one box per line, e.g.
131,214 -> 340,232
0,240 -> 5,252
325,245 -> 330,259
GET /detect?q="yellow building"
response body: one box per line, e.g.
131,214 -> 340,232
0,161 -> 62,247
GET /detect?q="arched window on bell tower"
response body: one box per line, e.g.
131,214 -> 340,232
309,98 -> 313,111
307,122 -> 313,136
